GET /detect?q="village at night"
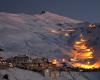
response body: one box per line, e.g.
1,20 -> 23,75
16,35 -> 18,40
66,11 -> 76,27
0,0 -> 100,80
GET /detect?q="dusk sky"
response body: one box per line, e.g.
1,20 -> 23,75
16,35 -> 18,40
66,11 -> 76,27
0,0 -> 100,23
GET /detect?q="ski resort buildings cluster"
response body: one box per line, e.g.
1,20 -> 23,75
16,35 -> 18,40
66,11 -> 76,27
0,53 -> 100,78
0,55 -> 71,77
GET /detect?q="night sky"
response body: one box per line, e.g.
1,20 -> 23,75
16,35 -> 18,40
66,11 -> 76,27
0,0 -> 100,23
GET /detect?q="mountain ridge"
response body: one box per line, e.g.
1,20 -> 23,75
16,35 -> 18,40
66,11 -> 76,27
0,12 -> 100,80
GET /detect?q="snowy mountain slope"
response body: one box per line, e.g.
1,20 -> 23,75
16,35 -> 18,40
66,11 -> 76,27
0,12 -> 83,58
0,12 -> 100,80
0,12 -> 100,59
67,23 -> 100,59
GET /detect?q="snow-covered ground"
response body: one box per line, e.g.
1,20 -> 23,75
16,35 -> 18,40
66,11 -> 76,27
0,68 -> 100,80
0,68 -> 45,80
0,12 -> 100,80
